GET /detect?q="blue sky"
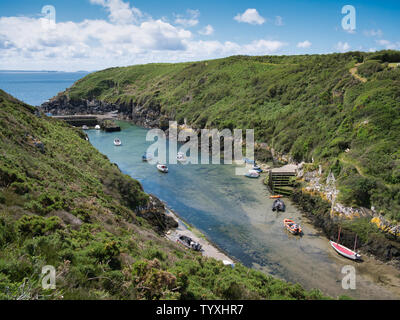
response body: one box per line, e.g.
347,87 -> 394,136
0,0 -> 399,71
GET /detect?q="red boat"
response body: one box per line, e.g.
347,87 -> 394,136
330,227 -> 361,260
283,219 -> 302,235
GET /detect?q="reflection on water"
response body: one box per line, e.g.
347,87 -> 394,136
87,121 -> 399,300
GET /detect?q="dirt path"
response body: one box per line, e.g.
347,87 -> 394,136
349,63 -> 367,83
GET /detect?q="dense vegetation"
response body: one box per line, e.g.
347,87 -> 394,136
59,50 -> 400,221
0,89 -> 326,300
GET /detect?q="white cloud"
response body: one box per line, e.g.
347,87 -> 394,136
234,9 -> 266,25
90,0 -> 143,24
376,39 -> 400,50
363,29 -> 383,37
335,41 -> 350,52
0,1 -> 287,71
198,25 -> 214,36
297,40 -> 311,48
174,9 -> 200,27
275,16 -> 284,26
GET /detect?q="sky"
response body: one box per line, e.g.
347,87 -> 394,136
0,0 -> 399,71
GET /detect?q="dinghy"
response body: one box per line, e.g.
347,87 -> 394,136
95,125 -> 101,130
270,195 -> 283,199
82,125 -> 89,130
283,219 -> 302,235
113,138 -> 122,146
330,227 -> 361,260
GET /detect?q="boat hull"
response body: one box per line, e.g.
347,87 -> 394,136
330,241 -> 361,260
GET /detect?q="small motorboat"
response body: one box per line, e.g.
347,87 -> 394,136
330,227 -> 361,260
245,170 -> 260,178
177,235 -> 202,251
82,125 -> 89,130
142,153 -> 153,161
95,125 -> 101,130
157,163 -> 168,173
252,163 -> 263,172
283,219 -> 302,235
270,195 -> 283,199
272,199 -> 285,212
114,138 -> 122,146
177,152 -> 187,163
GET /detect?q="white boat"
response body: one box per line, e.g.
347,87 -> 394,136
177,152 -> 187,162
157,164 -> 168,173
82,125 -> 89,130
114,138 -> 122,146
245,169 -> 260,178
95,125 -> 101,130
330,227 -> 361,260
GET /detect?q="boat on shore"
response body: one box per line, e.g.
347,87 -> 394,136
252,163 -> 263,172
330,227 -> 361,261
113,138 -> 122,146
177,235 -> 202,251
245,170 -> 260,178
270,195 -> 283,199
272,199 -> 285,212
283,219 -> 302,235
157,163 -> 168,173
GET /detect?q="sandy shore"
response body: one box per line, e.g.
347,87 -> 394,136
164,208 -> 234,265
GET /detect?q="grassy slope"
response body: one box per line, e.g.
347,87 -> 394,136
0,89 -> 326,300
62,51 -> 400,221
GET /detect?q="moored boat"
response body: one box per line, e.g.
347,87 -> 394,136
270,195 -> 283,199
157,163 -> 168,173
82,125 -> 89,130
272,199 -> 285,212
283,219 -> 302,235
95,125 -> 101,130
330,227 -> 361,260
177,235 -> 202,251
177,152 -> 187,163
142,153 -> 153,161
113,138 -> 122,146
245,169 -> 260,178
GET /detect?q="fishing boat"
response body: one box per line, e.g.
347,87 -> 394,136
269,195 -> 283,199
142,153 -> 153,161
95,125 -> 101,130
283,219 -> 302,235
177,235 -> 202,251
113,138 -> 122,146
245,170 -> 260,178
272,199 -> 285,212
157,163 -> 168,173
330,227 -> 361,261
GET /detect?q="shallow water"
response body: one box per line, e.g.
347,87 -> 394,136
87,121 -> 400,300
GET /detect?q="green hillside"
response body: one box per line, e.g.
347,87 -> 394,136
58,50 -> 400,221
0,89 -> 325,300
